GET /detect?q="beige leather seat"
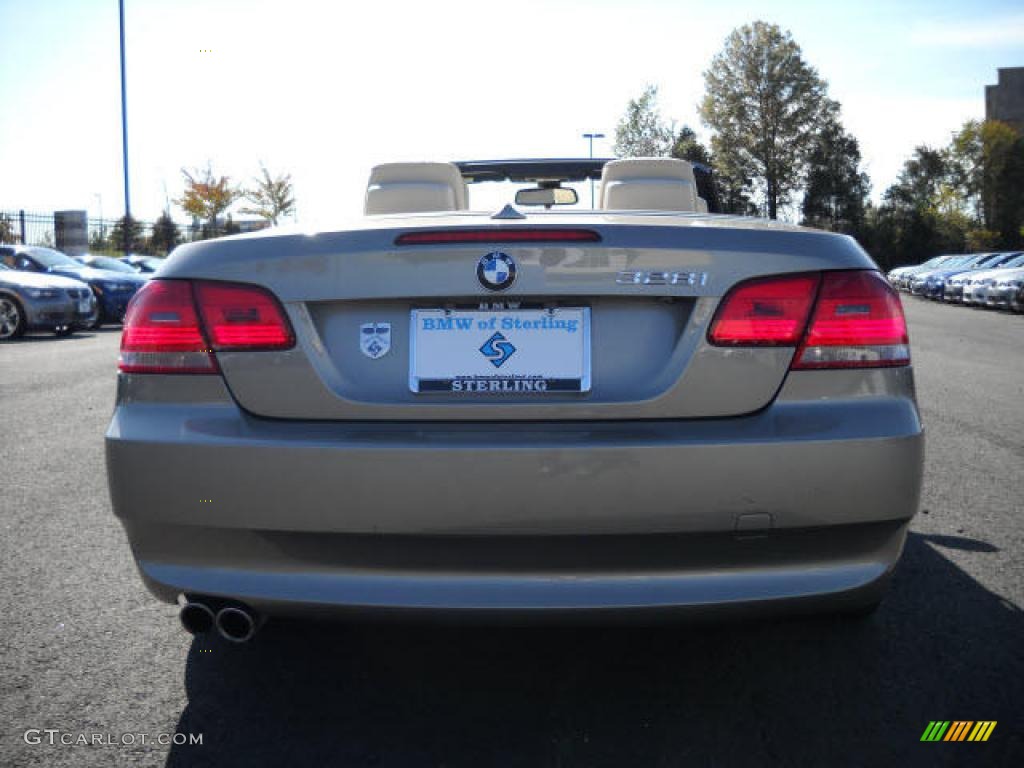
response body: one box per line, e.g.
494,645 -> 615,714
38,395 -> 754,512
364,162 -> 469,215
598,158 -> 700,212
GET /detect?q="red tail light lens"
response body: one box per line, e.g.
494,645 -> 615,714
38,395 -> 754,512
793,271 -> 909,369
119,281 -> 216,374
194,282 -> 294,350
395,228 -> 601,245
708,270 -> 910,369
119,280 -> 294,374
708,274 -> 820,346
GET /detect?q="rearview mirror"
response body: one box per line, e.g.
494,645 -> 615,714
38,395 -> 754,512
515,187 -> 578,207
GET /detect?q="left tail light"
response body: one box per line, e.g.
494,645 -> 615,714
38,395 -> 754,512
707,274 -> 821,346
193,282 -> 295,350
119,280 -> 294,374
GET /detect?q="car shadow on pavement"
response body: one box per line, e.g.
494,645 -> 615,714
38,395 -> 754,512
166,533 -> 1022,768
8,327 -> 121,342
8,332 -> 93,343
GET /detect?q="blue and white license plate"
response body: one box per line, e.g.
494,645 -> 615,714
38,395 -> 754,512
410,308 -> 591,394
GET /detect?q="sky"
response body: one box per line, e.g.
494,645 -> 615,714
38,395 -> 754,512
1,0 -> 1022,225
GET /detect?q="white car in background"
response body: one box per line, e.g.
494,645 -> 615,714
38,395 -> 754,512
960,252 -> 1024,305
887,255 -> 958,291
987,267 -> 1024,311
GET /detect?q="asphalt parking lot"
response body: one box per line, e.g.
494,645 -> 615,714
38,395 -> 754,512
1,298 -> 1022,767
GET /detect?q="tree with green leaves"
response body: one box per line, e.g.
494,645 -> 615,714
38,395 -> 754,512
707,129 -> 758,215
148,210 -> 181,255
241,164 -> 296,225
884,146 -> 948,211
614,85 -> 674,158
89,228 -> 109,253
110,215 -> 143,254
858,146 -> 967,268
700,21 -> 832,219
947,119 -> 1024,247
0,213 -> 16,244
670,126 -> 712,165
176,164 -> 240,236
801,117 -> 870,233
979,121 -> 1024,246
948,120 -> 985,222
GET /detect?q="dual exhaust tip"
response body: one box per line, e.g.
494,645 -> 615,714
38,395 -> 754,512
180,600 -> 259,643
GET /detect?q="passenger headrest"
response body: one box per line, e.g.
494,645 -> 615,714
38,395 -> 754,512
364,162 -> 468,215
599,158 -> 699,212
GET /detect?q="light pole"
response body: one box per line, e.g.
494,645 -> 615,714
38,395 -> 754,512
93,193 -> 104,243
119,0 -> 131,219
582,132 -> 605,208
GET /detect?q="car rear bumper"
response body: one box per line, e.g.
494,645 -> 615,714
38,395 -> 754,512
106,369 -> 924,615
125,520 -> 908,618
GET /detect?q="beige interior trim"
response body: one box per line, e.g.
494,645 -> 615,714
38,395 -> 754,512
365,162 -> 468,215
599,158 -> 699,212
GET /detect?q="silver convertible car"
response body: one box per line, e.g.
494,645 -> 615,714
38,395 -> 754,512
105,158 -> 924,641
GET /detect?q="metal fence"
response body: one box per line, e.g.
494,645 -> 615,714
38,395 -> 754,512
0,209 -> 268,256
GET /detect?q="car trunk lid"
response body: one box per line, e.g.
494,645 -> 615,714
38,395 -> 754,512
158,214 -> 876,421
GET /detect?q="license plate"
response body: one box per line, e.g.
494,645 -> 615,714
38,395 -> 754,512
78,299 -> 90,313
410,308 -> 590,394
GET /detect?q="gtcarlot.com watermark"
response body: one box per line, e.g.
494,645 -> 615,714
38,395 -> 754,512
24,729 -> 203,747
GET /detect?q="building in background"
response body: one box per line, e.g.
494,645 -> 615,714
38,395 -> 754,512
986,67 -> 1024,132
54,210 -> 88,255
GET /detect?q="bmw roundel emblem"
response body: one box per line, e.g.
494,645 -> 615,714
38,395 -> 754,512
477,252 -> 516,291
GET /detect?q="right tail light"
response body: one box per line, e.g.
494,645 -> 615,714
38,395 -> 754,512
709,270 -> 909,370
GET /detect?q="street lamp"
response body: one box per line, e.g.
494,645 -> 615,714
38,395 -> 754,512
582,132 -> 605,208
119,0 -> 131,219
93,193 -> 104,242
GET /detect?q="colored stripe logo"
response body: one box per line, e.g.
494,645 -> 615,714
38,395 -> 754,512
921,721 -> 997,742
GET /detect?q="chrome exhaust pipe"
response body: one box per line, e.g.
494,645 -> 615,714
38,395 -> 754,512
179,602 -> 215,635
215,606 -> 258,643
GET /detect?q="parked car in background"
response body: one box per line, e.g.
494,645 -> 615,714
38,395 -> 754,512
0,245 -> 146,327
0,262 -> 97,339
120,254 -> 166,273
887,254 -> 958,291
987,267 -> 1024,311
76,253 -> 150,277
902,254 -> 973,294
909,253 -> 1004,298
945,252 -> 1024,304
956,253 -> 1024,305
